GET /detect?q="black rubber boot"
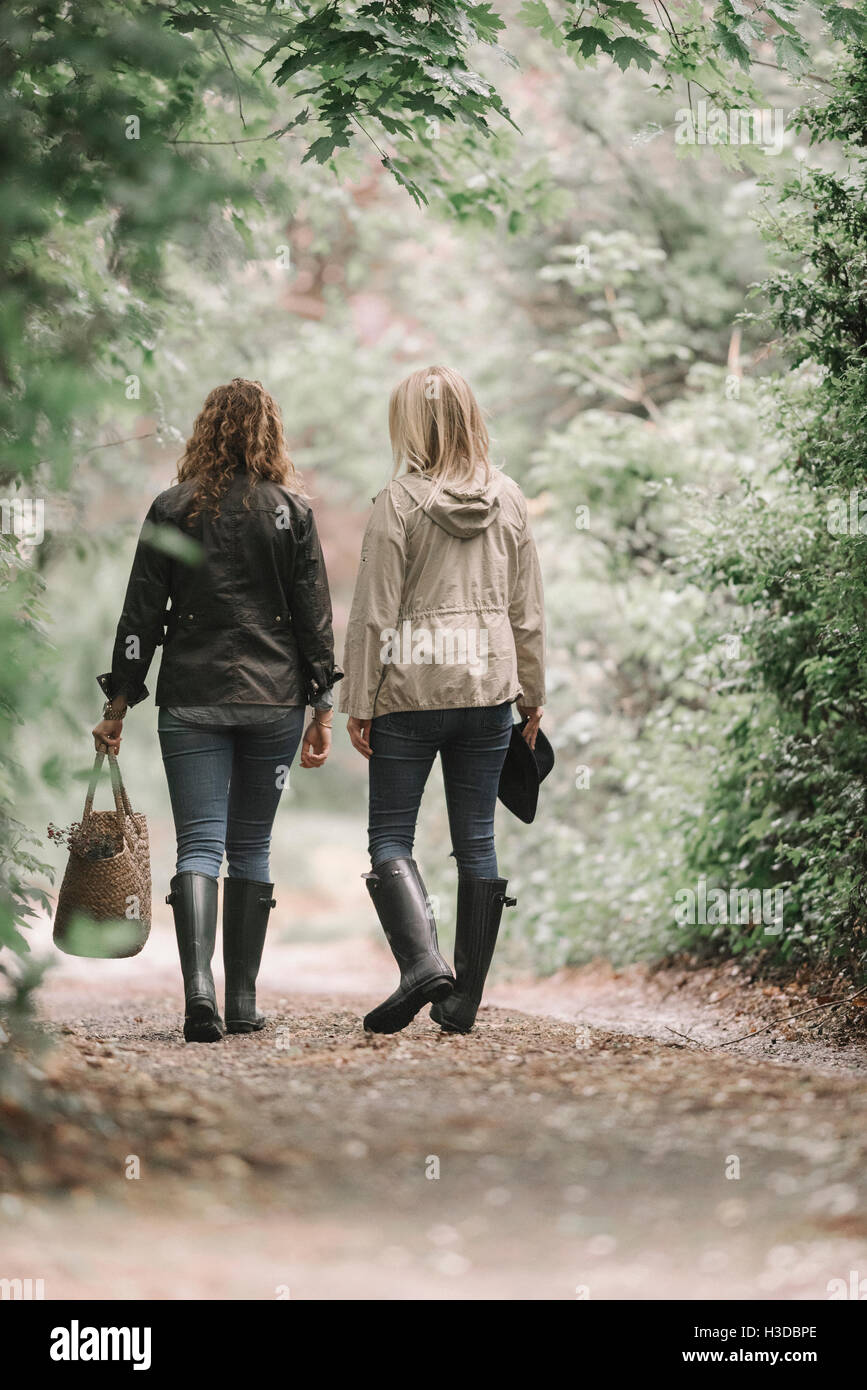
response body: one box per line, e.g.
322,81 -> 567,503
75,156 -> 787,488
431,877 -> 516,1034
166,872 -> 223,1043
363,858 -> 455,1034
223,877 -> 275,1034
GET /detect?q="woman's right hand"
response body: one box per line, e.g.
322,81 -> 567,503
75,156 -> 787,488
517,705 -> 543,751
347,716 -> 372,760
92,719 -> 123,754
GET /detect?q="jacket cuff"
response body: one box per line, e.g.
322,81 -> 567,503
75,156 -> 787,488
305,663 -> 344,708
336,686 -> 374,720
517,684 -> 545,706
96,672 -> 149,708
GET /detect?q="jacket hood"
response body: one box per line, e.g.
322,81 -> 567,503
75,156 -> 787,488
397,469 -> 504,539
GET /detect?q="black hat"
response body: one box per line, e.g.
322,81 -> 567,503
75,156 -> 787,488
497,719 -> 555,824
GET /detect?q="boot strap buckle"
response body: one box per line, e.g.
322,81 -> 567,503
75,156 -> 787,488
503,894 -> 517,907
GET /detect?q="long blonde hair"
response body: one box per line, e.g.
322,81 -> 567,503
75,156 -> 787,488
388,366 -> 491,501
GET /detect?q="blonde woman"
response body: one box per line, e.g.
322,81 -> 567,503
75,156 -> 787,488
341,366 -> 546,1035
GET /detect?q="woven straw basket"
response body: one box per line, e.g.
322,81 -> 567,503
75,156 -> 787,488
53,750 -> 151,958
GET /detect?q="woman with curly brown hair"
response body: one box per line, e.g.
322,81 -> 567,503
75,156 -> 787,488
92,379 -> 342,1043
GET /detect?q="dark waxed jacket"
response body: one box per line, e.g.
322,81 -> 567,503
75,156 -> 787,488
98,469 -> 342,709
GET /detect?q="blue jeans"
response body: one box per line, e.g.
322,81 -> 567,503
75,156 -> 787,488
368,703 -> 514,879
158,708 -> 305,880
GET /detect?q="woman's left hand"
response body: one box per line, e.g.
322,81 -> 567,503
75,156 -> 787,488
300,719 -> 331,769
517,704 -> 544,751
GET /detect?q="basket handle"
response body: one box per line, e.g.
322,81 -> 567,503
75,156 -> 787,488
107,749 -> 135,820
81,750 -> 136,845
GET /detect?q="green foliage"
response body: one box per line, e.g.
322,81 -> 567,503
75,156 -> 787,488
256,0 -> 515,204
495,205 -> 786,968
0,532 -> 57,954
680,49 -> 867,972
521,0 -> 827,100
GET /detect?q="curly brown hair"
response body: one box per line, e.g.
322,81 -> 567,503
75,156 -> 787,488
176,378 -> 301,516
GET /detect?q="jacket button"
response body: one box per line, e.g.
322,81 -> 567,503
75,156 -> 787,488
187,614 -> 194,620
275,615 -> 282,622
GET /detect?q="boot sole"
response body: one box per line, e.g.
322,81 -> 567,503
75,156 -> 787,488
226,1019 -> 266,1034
183,999 -> 223,1043
364,976 -> 454,1035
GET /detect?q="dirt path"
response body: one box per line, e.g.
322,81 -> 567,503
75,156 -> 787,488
3,922 -> 867,1301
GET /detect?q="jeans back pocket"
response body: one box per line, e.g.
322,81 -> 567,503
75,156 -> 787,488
377,708 -> 444,739
481,700 -> 515,732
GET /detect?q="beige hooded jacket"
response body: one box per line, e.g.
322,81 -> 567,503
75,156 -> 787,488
339,468 -> 545,720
